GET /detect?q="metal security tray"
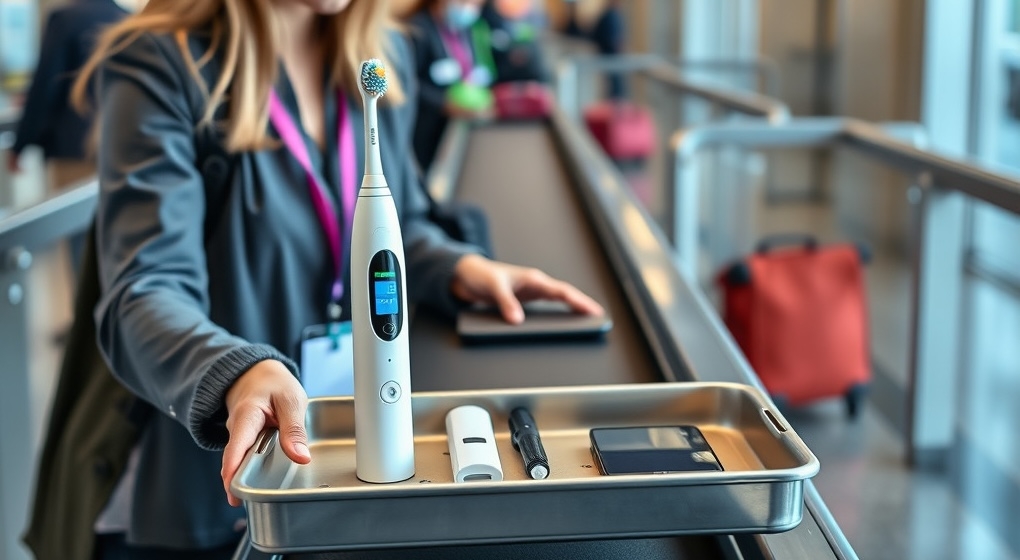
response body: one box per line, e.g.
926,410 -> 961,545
232,382 -> 819,553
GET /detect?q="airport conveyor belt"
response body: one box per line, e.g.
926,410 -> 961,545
247,115 -> 856,560
0,107 -> 853,560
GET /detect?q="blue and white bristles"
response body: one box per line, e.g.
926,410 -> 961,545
358,59 -> 387,180
360,59 -> 388,98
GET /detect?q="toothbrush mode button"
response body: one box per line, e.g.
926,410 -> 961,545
382,322 -> 396,335
380,381 -> 401,403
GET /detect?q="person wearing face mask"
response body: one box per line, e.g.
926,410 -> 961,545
407,0 -> 497,171
481,0 -> 549,85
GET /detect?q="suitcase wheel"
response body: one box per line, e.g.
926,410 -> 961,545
845,383 -> 868,419
725,262 -> 752,286
855,243 -> 873,265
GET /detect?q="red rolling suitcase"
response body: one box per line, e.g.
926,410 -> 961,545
582,101 -> 656,161
717,236 -> 871,417
492,81 -> 553,120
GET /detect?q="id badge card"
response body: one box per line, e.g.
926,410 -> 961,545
299,322 -> 354,397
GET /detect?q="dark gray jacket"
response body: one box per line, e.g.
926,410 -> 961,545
93,30 -> 475,547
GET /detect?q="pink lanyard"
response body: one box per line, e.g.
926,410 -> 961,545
439,27 -> 474,79
268,89 -> 357,318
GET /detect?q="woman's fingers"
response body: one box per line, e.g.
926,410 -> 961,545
273,391 -> 312,465
221,359 -> 311,507
488,267 -> 525,324
512,269 -> 605,316
451,255 -> 604,324
221,402 -> 268,507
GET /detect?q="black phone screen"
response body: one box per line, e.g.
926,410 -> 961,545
590,426 -> 722,475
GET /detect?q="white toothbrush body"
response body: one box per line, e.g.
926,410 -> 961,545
352,60 -> 414,483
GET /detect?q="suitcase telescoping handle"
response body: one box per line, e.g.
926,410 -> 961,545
755,233 -> 818,254
754,234 -> 873,264
723,234 -> 818,287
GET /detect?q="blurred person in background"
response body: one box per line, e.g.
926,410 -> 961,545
564,0 -> 625,99
482,0 -> 549,84
407,0 -> 496,171
6,0 -> 138,270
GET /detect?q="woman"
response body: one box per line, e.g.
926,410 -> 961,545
62,0 -> 601,557
406,0 -> 493,170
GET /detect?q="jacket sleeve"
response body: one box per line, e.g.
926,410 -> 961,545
407,15 -> 448,114
389,32 -> 480,316
93,34 -> 297,451
12,10 -> 70,155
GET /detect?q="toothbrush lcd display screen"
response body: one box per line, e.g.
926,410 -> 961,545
374,281 -> 398,315
368,250 -> 403,340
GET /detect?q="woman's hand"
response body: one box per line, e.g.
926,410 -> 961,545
451,254 -> 604,324
221,359 -> 311,507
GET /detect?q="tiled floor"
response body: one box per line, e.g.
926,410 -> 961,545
785,401 -> 1017,560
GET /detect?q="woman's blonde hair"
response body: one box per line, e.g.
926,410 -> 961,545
72,0 -> 403,152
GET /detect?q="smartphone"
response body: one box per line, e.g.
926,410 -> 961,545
457,300 -> 612,343
589,426 -> 722,475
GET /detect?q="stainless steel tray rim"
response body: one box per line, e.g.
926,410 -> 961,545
234,466 -> 812,503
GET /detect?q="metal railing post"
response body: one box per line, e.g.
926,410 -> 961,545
0,246 -> 33,560
907,180 -> 967,468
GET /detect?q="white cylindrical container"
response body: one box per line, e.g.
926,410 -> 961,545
445,405 -> 503,483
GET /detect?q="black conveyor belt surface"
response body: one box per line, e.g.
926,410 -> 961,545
409,123 -> 661,390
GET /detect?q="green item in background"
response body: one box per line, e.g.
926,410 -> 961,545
447,81 -> 493,112
470,18 -> 498,80
511,22 -> 537,43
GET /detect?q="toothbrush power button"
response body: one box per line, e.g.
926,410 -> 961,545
380,381 -> 401,403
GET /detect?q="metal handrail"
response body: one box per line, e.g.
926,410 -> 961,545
0,180 -> 98,256
552,50 -> 782,94
641,63 -> 790,124
667,117 -> 1020,278
556,54 -> 790,123
674,118 -> 1020,212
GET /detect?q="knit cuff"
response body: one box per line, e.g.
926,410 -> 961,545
188,344 -> 298,450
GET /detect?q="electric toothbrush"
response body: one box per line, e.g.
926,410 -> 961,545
352,59 -> 414,483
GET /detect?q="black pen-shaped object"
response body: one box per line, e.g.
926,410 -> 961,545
509,407 -> 550,480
